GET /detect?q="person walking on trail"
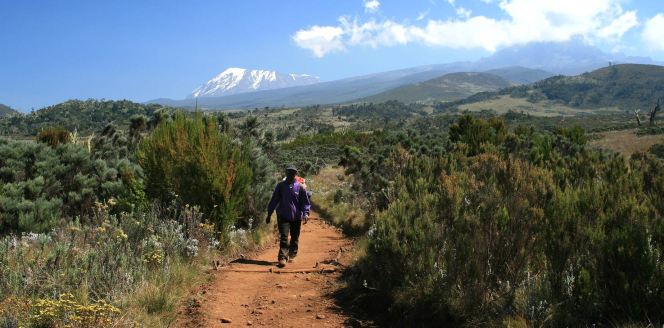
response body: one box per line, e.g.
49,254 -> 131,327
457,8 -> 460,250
266,165 -> 311,268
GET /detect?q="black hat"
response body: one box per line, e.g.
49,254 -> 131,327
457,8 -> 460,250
286,165 -> 298,172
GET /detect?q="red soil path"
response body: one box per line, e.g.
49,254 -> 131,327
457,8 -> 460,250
177,214 -> 366,327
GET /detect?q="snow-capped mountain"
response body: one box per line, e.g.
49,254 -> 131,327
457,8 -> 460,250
189,68 -> 320,98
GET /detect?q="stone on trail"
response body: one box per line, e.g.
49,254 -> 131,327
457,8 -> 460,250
221,317 -> 232,323
316,314 -> 326,319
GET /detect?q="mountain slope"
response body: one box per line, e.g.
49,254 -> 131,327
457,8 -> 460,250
149,41 -> 662,110
439,64 -> 664,112
531,64 -> 664,109
484,66 -> 554,85
149,62 -> 474,109
356,72 -> 514,104
475,40 -> 661,75
190,68 -> 319,98
0,104 -> 19,117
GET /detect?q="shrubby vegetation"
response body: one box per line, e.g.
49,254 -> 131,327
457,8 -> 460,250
137,113 -> 253,234
332,100 -> 425,122
0,99 -> 168,136
2,95 -> 662,326
0,204 -> 219,326
0,107 -> 276,326
0,138 -> 143,232
348,116 -> 664,326
650,142 -> 664,159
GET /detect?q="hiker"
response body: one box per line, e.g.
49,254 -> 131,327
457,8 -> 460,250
266,165 -> 311,268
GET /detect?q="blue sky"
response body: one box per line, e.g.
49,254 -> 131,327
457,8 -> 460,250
1,0 -> 664,111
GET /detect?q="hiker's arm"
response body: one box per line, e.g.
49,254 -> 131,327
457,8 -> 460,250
300,186 -> 311,218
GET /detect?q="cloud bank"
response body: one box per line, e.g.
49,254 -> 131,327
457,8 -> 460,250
293,0 -> 640,57
642,14 -> 664,52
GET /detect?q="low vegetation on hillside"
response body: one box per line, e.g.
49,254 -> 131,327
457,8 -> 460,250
342,116 -> 664,326
0,99 -> 171,136
1,93 -> 663,327
437,64 -> 664,114
359,72 -> 514,104
0,107 -> 277,326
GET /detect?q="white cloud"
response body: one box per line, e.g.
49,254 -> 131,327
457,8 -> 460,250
364,0 -> 380,13
642,14 -> 664,52
293,0 -> 640,56
292,25 -> 345,57
597,11 -> 638,40
416,10 -> 430,21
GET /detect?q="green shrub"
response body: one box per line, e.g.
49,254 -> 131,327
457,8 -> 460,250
137,113 -> 253,234
36,127 -> 72,147
353,116 -> 664,326
649,143 -> 664,159
0,139 -> 143,232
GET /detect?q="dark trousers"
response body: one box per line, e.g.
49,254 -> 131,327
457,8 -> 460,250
277,217 -> 301,260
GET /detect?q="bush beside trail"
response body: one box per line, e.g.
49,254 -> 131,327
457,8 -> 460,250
347,116 -> 664,327
0,112 -> 277,326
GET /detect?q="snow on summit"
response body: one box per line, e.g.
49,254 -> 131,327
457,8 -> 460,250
190,68 -> 320,98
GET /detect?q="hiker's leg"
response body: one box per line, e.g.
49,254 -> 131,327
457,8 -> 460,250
277,218 -> 290,261
288,219 -> 302,258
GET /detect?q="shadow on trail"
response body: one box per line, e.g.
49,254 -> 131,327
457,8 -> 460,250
329,266 -> 387,328
230,258 -> 275,266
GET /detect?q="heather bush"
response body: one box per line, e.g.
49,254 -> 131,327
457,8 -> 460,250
36,127 -> 72,147
354,116 -> 664,326
137,113 -> 253,235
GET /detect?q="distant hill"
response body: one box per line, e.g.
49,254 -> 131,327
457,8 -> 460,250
150,41 -> 661,110
521,64 -> 664,109
356,72 -> 514,104
0,99 -> 168,136
438,64 -> 664,113
0,104 -> 19,117
148,62 -> 474,109
483,67 -> 554,85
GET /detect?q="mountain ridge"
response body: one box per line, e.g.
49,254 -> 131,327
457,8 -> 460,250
149,41 -> 664,110
0,103 -> 19,117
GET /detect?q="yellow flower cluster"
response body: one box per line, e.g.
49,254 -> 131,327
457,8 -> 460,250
92,220 -> 128,241
143,250 -> 164,266
30,293 -> 121,327
199,222 -> 215,235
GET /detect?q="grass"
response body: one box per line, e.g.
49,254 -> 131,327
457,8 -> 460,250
589,128 -> 664,157
125,261 -> 200,325
308,166 -> 369,236
458,95 -> 620,117
0,203 -> 273,327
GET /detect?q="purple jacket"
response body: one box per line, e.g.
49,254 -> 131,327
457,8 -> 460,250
267,180 -> 311,221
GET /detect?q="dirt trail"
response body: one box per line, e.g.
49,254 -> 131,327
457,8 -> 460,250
178,213 -> 363,327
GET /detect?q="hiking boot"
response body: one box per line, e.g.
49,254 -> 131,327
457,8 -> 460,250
288,256 -> 296,263
277,259 -> 286,268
